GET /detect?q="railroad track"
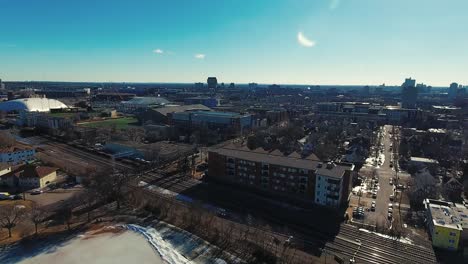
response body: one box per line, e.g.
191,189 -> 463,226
324,224 -> 437,264
39,139 -> 437,264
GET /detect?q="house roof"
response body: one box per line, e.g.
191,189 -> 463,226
3,164 -> 58,179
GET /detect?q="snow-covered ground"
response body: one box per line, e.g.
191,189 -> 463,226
13,229 -> 164,264
1,223 -> 235,264
125,223 -> 237,264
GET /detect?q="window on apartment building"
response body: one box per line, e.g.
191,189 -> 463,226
449,239 -> 455,244
449,232 -> 456,236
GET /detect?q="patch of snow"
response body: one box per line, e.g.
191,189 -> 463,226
126,224 -> 190,264
358,228 -> 414,245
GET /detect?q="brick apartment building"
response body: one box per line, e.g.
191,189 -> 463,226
208,145 -> 355,209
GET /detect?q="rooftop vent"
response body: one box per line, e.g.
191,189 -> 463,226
326,162 -> 335,169
317,163 -> 323,168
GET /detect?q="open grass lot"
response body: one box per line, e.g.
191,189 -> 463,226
77,117 -> 139,129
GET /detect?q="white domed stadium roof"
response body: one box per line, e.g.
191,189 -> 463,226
0,98 -> 69,112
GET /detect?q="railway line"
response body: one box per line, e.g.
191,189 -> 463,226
324,224 -> 437,264
34,138 -> 438,264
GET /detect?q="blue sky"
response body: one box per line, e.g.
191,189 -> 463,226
0,0 -> 467,86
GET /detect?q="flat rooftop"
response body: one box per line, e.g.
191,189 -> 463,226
210,145 -> 353,179
410,157 -> 439,164
425,199 -> 468,230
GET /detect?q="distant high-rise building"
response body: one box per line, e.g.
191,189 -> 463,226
401,78 -> 418,109
248,83 -> 258,89
0,79 -> 5,90
403,78 -> 416,88
416,83 -> 429,93
448,82 -> 459,100
229,82 -> 235,89
194,82 -> 204,89
207,77 -> 218,89
362,85 -> 370,95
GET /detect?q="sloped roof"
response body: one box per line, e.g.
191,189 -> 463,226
3,164 -> 58,179
288,152 -> 302,158
305,153 -> 320,161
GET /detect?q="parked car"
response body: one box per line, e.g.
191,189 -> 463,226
389,194 -> 395,201
12,194 -> 23,200
30,189 -> 43,195
388,213 -> 393,220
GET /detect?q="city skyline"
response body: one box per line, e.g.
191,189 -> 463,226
1,0 -> 467,86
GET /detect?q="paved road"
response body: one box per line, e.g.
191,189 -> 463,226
374,125 -> 397,227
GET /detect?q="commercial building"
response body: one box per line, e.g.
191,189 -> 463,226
171,111 -> 253,135
120,96 -> 170,113
424,199 -> 468,251
0,146 -> 35,165
401,78 -> 418,109
315,102 -> 423,123
0,164 -> 58,189
35,87 -> 90,98
184,97 -> 219,108
208,145 -> 355,208
135,104 -> 211,125
18,111 -> 75,130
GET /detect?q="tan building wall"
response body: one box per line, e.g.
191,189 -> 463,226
39,171 -> 58,188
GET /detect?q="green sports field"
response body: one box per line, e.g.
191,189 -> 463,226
77,117 -> 139,129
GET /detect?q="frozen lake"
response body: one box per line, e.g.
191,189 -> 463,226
4,229 -> 164,264
1,223 -> 232,264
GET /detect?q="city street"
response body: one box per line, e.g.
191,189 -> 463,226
349,125 -> 411,228
373,125 -> 397,227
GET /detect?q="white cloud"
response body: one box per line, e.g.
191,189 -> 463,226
153,49 -> 164,54
194,53 -> 205,59
329,0 -> 340,10
297,32 -> 316,47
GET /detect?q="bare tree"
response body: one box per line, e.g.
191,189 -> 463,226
127,128 -> 145,142
0,203 -> 27,238
55,200 -> 76,231
0,131 -> 16,148
89,169 -> 133,210
29,203 -> 47,235
77,189 -> 100,222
